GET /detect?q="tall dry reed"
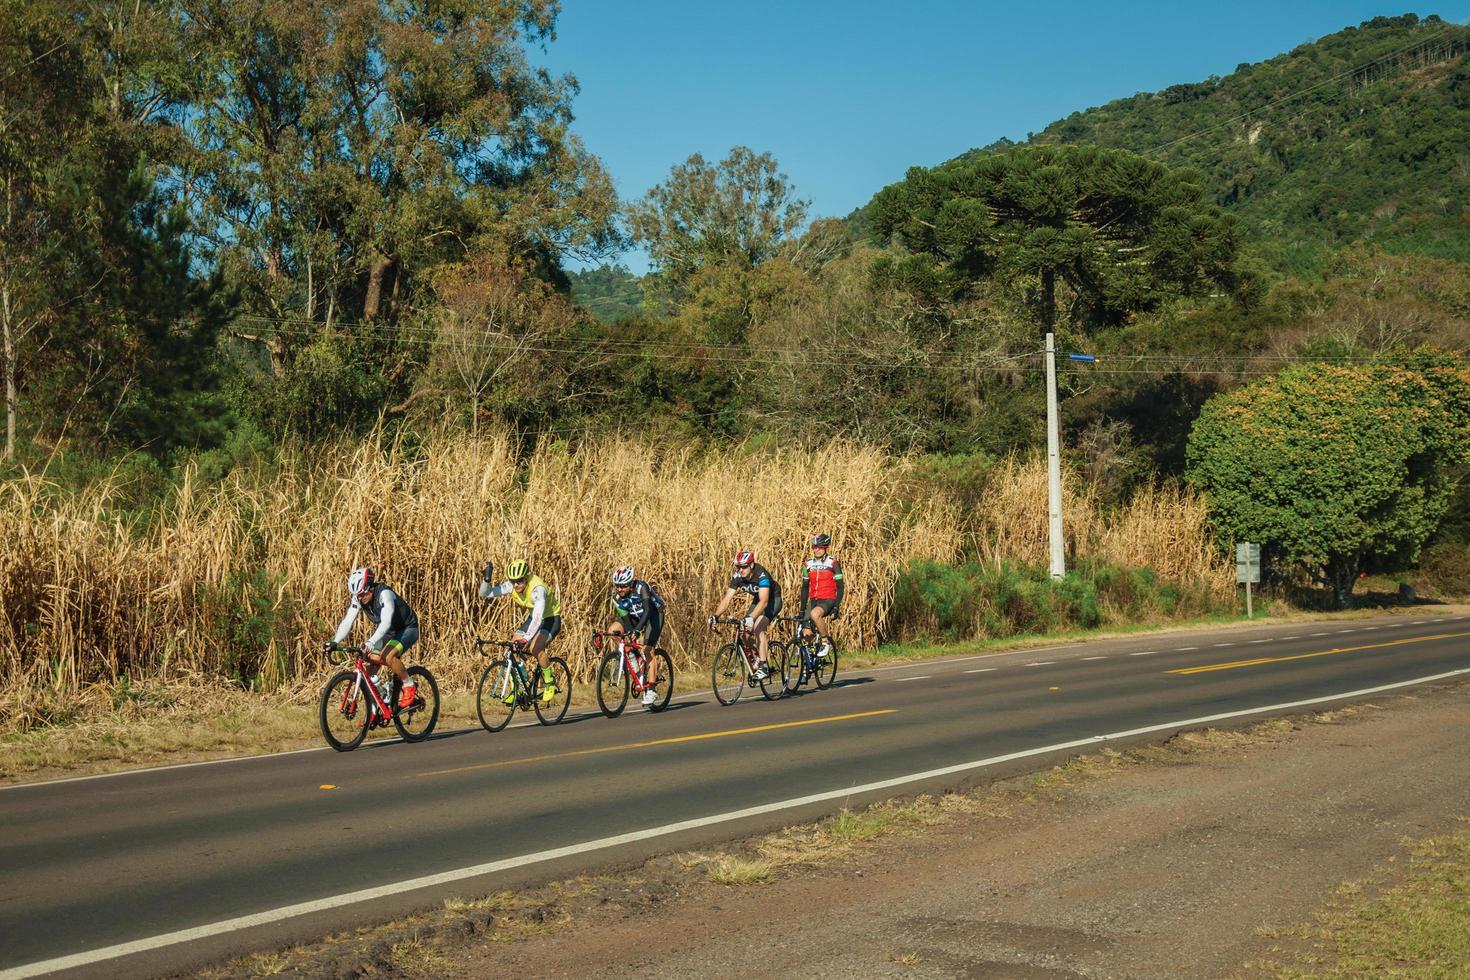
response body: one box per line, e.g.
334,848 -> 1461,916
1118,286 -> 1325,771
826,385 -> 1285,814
0,435 -> 1228,733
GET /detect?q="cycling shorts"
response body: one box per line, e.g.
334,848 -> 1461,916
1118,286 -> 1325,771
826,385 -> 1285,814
619,609 -> 663,650
519,614 -> 562,643
381,625 -> 419,654
804,599 -> 838,619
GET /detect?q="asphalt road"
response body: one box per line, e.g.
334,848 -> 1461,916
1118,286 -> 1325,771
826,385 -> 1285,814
3,611 -> 1469,979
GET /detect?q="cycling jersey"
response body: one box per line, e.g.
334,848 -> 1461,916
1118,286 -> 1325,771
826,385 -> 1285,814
611,580 -> 664,629
480,574 -> 561,639
800,555 -> 845,604
730,563 -> 782,616
333,583 -> 418,651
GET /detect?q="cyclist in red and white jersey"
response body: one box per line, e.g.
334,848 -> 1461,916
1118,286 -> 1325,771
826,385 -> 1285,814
798,533 -> 843,659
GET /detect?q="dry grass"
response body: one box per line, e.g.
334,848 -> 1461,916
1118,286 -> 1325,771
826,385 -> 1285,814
707,854 -> 776,885
972,456 -> 1229,593
0,431 -> 1228,735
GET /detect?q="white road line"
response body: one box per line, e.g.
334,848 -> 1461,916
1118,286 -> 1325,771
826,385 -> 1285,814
1082,656 -> 1108,661
1247,639 -> 1271,644
1176,646 -> 1198,651
1129,651 -> 1157,657
1360,627 -> 1379,632
1310,632 -> 1330,637
1336,629 -> 1356,634
1213,643 -> 1234,647
895,676 -> 929,682
964,668 -> 997,674
1026,661 -> 1055,667
1412,620 -> 1427,625
12,666 -> 1469,980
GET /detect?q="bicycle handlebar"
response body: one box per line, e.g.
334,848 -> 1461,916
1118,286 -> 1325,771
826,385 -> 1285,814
326,644 -> 366,666
475,637 -> 527,657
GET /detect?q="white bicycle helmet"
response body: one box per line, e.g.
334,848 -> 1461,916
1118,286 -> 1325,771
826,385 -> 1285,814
347,567 -> 375,596
611,564 -> 636,586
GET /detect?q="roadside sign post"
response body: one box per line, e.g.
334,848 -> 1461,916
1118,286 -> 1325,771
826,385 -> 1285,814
1236,542 -> 1261,617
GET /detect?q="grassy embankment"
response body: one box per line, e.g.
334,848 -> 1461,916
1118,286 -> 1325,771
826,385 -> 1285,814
1,432 -> 1231,777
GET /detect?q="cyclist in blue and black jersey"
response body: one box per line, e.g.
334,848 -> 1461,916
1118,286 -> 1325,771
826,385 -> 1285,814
323,567 -> 419,709
607,564 -> 666,706
708,550 -> 781,679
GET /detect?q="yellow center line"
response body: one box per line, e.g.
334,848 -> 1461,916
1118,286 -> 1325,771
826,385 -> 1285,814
417,708 -> 898,778
1168,630 -> 1470,676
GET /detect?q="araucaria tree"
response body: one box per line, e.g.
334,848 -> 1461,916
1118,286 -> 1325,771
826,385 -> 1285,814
871,145 -> 1247,332
1186,357 -> 1470,607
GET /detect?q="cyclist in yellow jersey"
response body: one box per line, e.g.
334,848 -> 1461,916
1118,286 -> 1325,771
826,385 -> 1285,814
479,558 -> 563,702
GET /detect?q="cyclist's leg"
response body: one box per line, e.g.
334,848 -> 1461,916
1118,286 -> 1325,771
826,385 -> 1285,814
643,611 -> 664,685
531,616 -> 562,683
752,614 -> 771,664
808,602 -> 828,641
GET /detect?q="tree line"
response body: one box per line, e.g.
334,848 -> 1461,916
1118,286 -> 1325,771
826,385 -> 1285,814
4,4 -> 1469,608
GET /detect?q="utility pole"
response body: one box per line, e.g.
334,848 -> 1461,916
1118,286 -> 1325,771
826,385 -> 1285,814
1045,330 -> 1065,580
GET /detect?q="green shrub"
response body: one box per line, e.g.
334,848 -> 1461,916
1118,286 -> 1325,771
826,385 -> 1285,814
1416,542 -> 1470,596
888,557 -> 1225,643
193,569 -> 307,689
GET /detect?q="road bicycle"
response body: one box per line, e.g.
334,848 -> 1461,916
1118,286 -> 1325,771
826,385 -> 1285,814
474,637 -> 573,732
591,629 -> 674,717
318,645 -> 440,752
709,617 -> 787,705
777,614 -> 838,693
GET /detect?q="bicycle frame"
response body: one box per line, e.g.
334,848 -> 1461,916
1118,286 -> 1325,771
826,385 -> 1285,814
335,647 -> 395,722
476,638 -> 534,704
591,630 -> 652,694
712,618 -> 765,673
778,616 -> 816,680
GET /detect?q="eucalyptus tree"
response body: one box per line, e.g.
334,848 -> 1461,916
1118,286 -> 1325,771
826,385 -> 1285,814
177,0 -> 619,375
629,146 -> 809,297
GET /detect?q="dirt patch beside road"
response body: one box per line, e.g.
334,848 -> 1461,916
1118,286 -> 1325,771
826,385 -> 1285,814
207,679 -> 1470,979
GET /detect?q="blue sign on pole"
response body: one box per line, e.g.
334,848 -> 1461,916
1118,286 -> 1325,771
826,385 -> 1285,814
1066,353 -> 1096,363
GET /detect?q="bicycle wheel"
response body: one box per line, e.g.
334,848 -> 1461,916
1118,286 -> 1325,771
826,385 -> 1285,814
392,666 -> 440,742
646,650 -> 675,712
782,642 -> 808,695
595,650 -> 630,718
759,642 -> 788,701
319,670 -> 370,752
532,656 -> 572,725
813,639 -> 838,690
476,660 -> 518,733
711,643 -> 745,706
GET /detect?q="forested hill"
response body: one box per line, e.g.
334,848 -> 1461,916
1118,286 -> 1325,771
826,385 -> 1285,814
891,14 -> 1470,270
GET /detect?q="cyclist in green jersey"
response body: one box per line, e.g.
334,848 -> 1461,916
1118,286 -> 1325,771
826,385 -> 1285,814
479,558 -> 563,703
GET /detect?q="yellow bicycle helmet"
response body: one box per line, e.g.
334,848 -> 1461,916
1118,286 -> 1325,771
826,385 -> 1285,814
507,558 -> 531,581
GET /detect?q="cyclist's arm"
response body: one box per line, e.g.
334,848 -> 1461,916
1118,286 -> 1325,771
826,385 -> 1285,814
365,591 -> 396,651
713,586 -> 738,618
834,559 -> 845,608
522,584 -> 548,638
479,579 -> 512,600
798,574 -> 810,608
331,602 -> 359,645
627,582 -> 653,633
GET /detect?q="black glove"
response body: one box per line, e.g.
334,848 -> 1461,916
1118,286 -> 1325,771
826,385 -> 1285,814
321,640 -> 338,654
481,560 -> 494,583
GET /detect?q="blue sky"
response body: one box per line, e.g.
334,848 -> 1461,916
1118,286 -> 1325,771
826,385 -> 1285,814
539,3 -> 1470,270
